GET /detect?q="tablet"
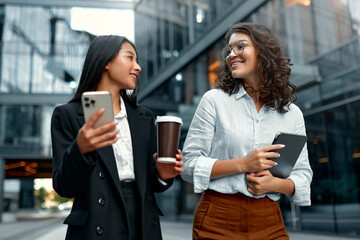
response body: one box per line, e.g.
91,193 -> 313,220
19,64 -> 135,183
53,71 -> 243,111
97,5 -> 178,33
269,132 -> 307,178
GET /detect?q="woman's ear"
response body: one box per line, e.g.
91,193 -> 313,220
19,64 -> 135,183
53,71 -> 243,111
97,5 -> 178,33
105,61 -> 112,71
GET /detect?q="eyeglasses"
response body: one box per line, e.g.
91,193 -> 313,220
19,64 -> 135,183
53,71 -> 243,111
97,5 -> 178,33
221,40 -> 249,60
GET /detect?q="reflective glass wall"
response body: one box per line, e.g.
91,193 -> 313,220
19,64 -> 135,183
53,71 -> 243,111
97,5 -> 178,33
301,102 -> 360,235
0,5 -> 91,159
136,0 -> 360,236
135,0 -> 245,86
1,6 -> 90,94
0,4 -> 92,212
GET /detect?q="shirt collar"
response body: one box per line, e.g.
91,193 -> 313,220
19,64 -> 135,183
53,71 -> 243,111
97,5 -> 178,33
114,96 -> 127,119
233,85 -> 250,101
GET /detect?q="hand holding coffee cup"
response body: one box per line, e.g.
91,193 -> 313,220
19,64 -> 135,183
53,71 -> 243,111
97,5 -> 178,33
155,116 -> 183,163
153,150 -> 184,181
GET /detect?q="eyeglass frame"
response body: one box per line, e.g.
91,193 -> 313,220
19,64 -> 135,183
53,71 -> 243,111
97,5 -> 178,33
221,40 -> 250,61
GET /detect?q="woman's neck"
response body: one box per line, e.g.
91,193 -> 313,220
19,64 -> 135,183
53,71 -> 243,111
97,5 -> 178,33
243,78 -> 263,112
243,79 -> 259,99
96,81 -> 121,116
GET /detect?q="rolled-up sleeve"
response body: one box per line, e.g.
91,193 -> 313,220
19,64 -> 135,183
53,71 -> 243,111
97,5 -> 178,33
287,109 -> 313,206
181,93 -> 218,193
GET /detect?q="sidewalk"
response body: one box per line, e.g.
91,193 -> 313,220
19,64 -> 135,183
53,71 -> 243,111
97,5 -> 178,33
30,218 -> 360,240
2,210 -> 359,240
2,209 -> 69,223
29,219 -> 360,240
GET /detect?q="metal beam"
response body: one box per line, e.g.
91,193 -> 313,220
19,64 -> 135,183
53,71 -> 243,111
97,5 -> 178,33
187,0 -> 194,44
0,0 -> 140,9
303,93 -> 360,118
0,93 -> 73,105
290,64 -> 321,90
138,0 -> 267,102
0,146 -> 52,158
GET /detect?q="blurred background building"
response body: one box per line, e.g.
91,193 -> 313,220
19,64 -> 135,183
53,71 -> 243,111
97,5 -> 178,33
0,3 -> 93,214
0,0 -> 359,238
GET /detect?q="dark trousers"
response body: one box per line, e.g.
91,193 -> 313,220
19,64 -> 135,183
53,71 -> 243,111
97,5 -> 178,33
121,181 -> 141,240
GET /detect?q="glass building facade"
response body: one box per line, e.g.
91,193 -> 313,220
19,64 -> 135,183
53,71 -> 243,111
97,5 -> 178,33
135,0 -> 360,237
0,5 -> 91,161
0,5 -> 91,210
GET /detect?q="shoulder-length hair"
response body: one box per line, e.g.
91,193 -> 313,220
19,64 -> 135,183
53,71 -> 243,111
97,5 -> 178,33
69,35 -> 139,106
216,22 -> 296,113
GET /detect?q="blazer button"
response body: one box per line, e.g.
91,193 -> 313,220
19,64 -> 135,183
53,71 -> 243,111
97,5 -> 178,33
99,171 -> 105,179
96,226 -> 104,236
98,197 -> 105,206
152,218 -> 157,226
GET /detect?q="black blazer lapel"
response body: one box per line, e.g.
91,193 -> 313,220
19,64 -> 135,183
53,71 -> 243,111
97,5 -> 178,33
75,102 -> 125,202
96,146 -> 126,201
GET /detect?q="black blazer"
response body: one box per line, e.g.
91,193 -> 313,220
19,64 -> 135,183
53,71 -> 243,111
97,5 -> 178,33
51,98 -> 172,240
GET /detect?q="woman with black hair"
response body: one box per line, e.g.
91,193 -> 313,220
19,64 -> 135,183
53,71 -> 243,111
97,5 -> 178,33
51,35 -> 183,240
181,23 -> 313,239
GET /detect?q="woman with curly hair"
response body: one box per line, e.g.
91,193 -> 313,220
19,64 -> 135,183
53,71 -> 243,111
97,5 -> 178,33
181,23 -> 312,239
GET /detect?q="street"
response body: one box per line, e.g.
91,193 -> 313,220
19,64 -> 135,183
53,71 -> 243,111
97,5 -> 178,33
0,216 -> 359,240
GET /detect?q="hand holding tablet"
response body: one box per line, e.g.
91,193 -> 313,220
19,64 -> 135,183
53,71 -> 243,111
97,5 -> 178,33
269,132 -> 307,178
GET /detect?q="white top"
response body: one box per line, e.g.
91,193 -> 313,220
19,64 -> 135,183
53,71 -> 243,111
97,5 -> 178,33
111,97 -> 167,185
112,96 -> 135,181
181,87 -> 313,206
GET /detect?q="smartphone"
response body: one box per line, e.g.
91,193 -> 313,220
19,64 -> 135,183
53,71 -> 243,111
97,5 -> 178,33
81,91 -> 114,129
269,132 -> 307,178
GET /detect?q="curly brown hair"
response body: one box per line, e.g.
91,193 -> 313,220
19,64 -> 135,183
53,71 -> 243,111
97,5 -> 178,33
216,22 -> 296,113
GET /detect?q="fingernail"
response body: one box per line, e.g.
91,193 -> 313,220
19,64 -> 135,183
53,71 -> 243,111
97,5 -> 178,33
275,162 -> 278,166
250,172 -> 255,176
280,144 -> 285,147
99,108 -> 105,112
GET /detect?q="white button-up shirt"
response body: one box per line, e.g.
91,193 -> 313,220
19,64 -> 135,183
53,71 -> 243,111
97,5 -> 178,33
181,87 -> 313,206
112,97 -> 135,181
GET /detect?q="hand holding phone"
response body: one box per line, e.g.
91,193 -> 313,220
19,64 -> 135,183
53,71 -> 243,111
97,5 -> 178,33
81,91 -> 114,129
77,91 -> 118,154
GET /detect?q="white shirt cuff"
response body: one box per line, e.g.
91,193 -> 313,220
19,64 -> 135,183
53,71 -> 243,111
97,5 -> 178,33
287,174 -> 311,206
193,156 -> 217,193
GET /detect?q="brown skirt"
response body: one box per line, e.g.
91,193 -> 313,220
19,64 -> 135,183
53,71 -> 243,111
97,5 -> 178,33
193,190 -> 289,240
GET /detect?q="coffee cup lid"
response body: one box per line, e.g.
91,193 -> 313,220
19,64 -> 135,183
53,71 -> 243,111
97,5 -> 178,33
156,116 -> 183,125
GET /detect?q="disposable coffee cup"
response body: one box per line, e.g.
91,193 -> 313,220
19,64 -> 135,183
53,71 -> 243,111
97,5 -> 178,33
155,116 -> 183,163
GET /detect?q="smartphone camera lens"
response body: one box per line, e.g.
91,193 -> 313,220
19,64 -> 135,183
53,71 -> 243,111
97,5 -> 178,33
90,100 -> 95,106
85,103 -> 90,108
84,97 -> 89,102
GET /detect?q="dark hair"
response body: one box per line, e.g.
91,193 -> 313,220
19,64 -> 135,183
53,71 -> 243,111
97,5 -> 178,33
216,22 -> 296,113
69,35 -> 139,106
